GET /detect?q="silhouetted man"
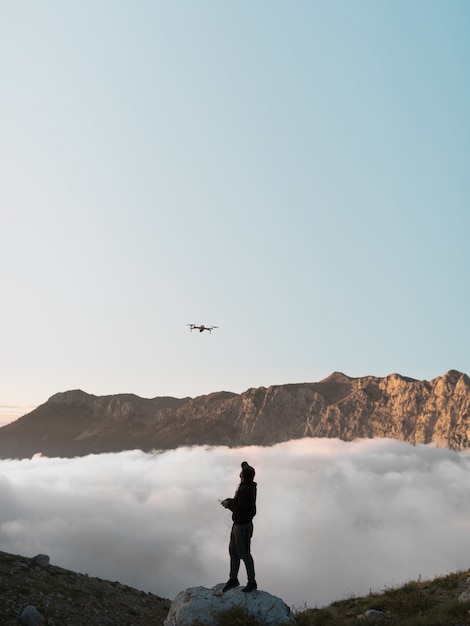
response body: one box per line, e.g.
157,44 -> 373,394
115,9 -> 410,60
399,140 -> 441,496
220,461 -> 257,593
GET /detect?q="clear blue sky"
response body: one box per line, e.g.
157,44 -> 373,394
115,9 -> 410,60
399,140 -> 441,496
1,1 -> 470,416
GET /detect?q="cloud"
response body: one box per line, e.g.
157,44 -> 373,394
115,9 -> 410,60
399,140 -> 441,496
1,439 -> 470,608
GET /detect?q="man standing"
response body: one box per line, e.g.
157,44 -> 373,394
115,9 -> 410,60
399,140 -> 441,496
220,461 -> 257,593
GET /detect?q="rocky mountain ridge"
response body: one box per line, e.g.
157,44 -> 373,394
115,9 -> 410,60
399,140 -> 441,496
1,370 -> 470,458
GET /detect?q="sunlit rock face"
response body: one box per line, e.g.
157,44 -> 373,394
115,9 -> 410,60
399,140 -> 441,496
1,370 -> 470,458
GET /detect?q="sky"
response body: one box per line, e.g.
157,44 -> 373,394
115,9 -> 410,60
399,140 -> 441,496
1,1 -> 470,422
2,439 -> 470,608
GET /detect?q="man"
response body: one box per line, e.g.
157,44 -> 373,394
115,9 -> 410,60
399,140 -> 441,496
220,461 -> 257,593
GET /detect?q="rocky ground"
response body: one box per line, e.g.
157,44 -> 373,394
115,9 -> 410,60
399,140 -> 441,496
0,550 -> 171,625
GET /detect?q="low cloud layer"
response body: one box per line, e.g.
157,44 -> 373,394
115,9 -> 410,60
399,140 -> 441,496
1,438 -> 470,608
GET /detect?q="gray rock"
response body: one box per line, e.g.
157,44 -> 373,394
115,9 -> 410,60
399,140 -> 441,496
458,578 -> 470,602
358,608 -> 390,620
459,589 -> 470,602
31,554 -> 50,568
164,584 -> 295,625
18,605 -> 46,625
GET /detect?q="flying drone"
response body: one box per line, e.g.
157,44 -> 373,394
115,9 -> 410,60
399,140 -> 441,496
187,324 -> 219,334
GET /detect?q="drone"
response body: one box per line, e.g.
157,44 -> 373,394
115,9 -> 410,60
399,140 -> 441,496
187,324 -> 219,334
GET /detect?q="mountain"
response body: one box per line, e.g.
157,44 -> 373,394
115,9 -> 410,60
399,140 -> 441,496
1,370 -> 470,459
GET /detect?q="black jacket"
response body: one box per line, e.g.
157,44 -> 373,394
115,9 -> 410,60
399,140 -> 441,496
225,481 -> 257,524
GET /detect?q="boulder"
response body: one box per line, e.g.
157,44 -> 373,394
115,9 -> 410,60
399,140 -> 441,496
31,554 -> 50,568
164,584 -> 295,625
458,576 -> 470,602
358,608 -> 390,620
17,605 -> 45,625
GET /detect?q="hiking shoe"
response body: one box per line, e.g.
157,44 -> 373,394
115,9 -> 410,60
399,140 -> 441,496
242,581 -> 257,593
222,578 -> 239,592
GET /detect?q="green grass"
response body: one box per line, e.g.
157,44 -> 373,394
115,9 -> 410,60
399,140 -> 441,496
294,570 -> 470,625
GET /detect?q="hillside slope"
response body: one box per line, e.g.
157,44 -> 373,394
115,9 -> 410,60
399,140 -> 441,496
0,550 -> 171,625
1,370 -> 470,458
3,549 -> 470,626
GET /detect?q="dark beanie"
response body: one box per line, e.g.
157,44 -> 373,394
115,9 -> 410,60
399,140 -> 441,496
241,461 -> 255,481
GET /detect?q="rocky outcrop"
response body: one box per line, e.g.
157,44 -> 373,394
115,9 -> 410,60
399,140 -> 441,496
1,370 -> 470,458
163,584 -> 295,626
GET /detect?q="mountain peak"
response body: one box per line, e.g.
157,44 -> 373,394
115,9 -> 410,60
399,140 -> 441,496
48,389 -> 94,404
320,371 -> 354,384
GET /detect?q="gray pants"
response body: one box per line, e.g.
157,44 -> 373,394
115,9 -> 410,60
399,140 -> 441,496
229,522 -> 255,583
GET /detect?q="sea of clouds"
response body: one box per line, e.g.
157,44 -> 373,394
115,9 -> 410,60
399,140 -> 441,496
1,438 -> 470,608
